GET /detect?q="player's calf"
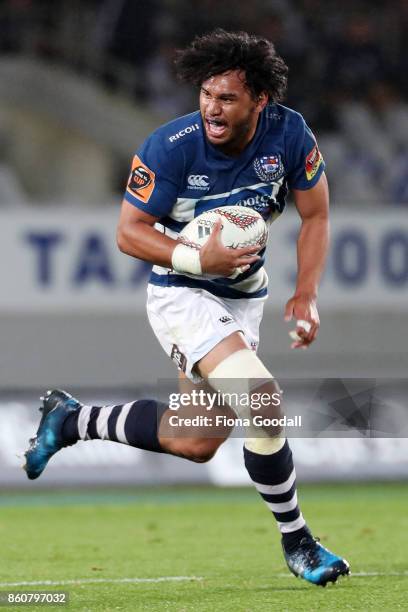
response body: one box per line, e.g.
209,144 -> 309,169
158,436 -> 226,463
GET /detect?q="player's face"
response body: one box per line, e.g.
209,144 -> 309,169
200,70 -> 268,156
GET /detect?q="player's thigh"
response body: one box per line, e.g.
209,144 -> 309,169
196,331 -> 249,378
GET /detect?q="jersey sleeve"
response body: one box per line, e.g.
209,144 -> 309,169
124,132 -> 182,218
286,114 -> 325,190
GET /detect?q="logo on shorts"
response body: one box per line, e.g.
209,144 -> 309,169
170,344 -> 187,372
218,315 -> 234,325
219,315 -> 233,325
126,155 -> 156,203
253,154 -> 285,183
187,175 -> 210,190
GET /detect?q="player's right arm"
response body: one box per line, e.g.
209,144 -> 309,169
117,201 -> 177,268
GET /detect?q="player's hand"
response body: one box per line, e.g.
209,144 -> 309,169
284,293 -> 320,349
199,218 -> 260,277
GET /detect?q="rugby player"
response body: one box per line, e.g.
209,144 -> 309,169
24,29 -> 349,586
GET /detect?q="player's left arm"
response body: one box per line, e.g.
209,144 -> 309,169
284,171 -> 329,348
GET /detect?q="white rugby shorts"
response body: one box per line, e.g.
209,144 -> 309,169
146,284 -> 266,382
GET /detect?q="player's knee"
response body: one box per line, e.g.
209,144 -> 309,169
182,439 -> 220,463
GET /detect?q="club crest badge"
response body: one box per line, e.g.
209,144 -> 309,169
253,154 -> 285,183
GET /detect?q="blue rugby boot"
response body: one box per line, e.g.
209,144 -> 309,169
283,535 -> 350,586
24,389 -> 82,480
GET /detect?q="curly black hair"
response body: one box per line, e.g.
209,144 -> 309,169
174,29 -> 288,102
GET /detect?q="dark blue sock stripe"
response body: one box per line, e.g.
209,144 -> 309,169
107,405 -> 123,442
123,399 -> 168,453
258,482 -> 297,504
87,407 -> 102,439
272,508 -> 301,523
243,439 -> 293,485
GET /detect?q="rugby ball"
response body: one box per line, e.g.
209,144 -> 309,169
178,206 -> 268,278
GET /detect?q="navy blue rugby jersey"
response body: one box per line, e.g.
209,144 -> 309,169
124,103 -> 325,299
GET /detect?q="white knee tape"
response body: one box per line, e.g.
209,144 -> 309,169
208,348 -> 272,382
208,349 -> 284,448
208,349 -> 273,417
244,436 -> 286,455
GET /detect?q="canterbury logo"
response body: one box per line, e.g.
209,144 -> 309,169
187,175 -> 209,188
219,315 -> 233,324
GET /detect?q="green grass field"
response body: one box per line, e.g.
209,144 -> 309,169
0,483 -> 407,611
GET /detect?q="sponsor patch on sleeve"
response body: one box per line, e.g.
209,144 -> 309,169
126,155 -> 155,203
305,144 -> 323,181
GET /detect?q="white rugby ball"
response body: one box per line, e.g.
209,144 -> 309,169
178,206 -> 268,279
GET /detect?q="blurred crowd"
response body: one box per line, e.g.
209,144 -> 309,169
0,0 -> 407,204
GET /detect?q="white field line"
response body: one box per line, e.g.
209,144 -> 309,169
0,576 -> 203,588
276,571 -> 408,578
1,572 -> 406,588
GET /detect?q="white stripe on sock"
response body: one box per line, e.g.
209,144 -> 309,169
96,406 -> 114,440
116,402 -> 133,443
252,469 -> 296,495
265,492 -> 298,513
278,514 -> 306,533
77,405 -> 92,441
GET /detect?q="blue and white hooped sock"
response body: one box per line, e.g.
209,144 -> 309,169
62,399 -> 168,453
244,439 -> 311,551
